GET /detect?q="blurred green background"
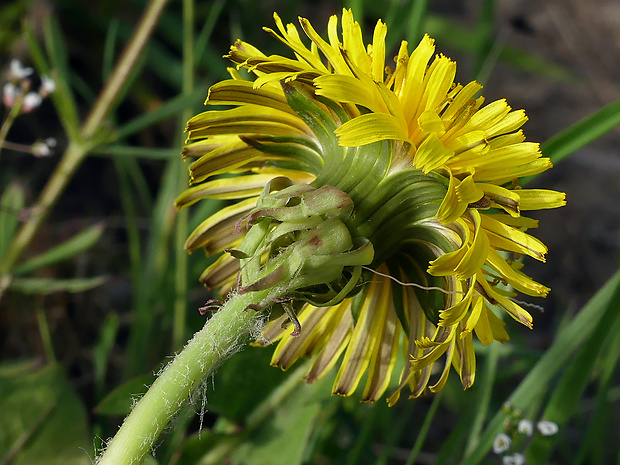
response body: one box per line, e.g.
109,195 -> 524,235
1,0 -> 619,464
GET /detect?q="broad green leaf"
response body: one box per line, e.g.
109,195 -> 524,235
231,391 -> 322,465
95,373 -> 156,416
0,183 -> 25,260
542,98 -> 620,165
14,223 -> 105,275
9,276 -> 107,294
461,269 -> 620,465
526,305 -> 620,464
205,346 -> 290,423
0,363 -> 90,465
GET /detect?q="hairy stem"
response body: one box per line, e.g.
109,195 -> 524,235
97,290 -> 271,465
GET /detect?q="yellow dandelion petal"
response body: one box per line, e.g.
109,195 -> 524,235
517,188 -> 567,210
180,10 -> 564,403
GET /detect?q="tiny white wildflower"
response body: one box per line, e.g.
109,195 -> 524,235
32,141 -> 52,157
44,137 -> 57,148
9,59 -> 33,80
493,433 -> 512,454
517,419 -> 533,436
40,75 -> 56,96
3,82 -> 19,107
22,92 -> 43,112
503,452 -> 526,465
537,420 -> 559,436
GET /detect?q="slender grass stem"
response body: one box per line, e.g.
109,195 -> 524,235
97,290 -> 270,465
0,95 -> 24,162
405,390 -> 444,465
0,0 -> 170,302
81,0 -> 169,139
172,0 -> 194,350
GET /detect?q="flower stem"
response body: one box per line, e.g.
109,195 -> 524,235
97,290 -> 271,465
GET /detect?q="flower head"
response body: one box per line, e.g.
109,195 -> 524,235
177,10 -> 565,403
493,433 -> 512,454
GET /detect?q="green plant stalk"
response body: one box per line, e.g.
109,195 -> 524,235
0,0 -> 170,299
172,0 -> 194,350
97,290 -> 271,465
0,93 -> 24,162
405,389 -> 444,465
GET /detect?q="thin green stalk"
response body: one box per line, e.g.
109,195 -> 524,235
465,342 -> 500,455
172,0 -> 194,350
81,0 -> 169,139
405,390 -> 444,465
0,94 -> 24,162
97,290 -> 270,465
406,0 -> 429,44
36,306 -> 56,363
0,141 -> 87,276
0,0 -> 170,302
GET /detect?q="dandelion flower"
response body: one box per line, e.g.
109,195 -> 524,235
177,9 -> 565,403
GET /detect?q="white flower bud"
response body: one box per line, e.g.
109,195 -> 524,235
3,82 -> 19,107
503,452 -> 526,465
493,433 -> 512,454
22,92 -> 43,112
9,59 -> 33,80
536,420 -> 559,436
44,137 -> 57,148
32,141 -> 51,158
517,419 -> 533,436
40,76 -> 56,96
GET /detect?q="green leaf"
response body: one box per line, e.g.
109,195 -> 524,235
115,86 -> 207,139
93,145 -> 179,160
93,313 -> 121,399
0,183 -> 25,260
205,346 -> 291,423
95,373 -> 156,416
423,15 -> 575,82
14,223 -> 105,275
231,390 -> 322,465
0,363 -> 91,465
526,301 -> 620,464
542,98 -> 620,165
9,276 -> 107,294
461,269 -> 620,465
43,16 -> 80,139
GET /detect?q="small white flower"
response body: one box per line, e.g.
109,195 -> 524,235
22,92 -> 43,112
493,433 -> 512,454
44,137 -> 57,148
503,452 -> 526,465
40,75 -> 56,96
517,419 -> 533,436
32,141 -> 51,157
537,420 -> 559,436
3,82 -> 19,107
9,59 -> 33,80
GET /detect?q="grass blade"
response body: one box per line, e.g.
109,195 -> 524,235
542,98 -> 620,165
461,269 -> 620,465
14,223 -> 104,275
